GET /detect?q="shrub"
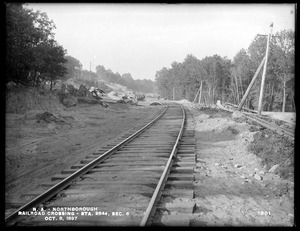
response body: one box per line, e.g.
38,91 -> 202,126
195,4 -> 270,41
248,129 -> 294,179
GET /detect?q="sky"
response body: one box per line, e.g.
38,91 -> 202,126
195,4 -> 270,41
25,3 -> 295,81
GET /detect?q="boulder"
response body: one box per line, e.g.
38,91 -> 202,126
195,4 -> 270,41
232,110 -> 244,119
234,164 -> 242,168
67,84 -> 76,95
254,174 -> 263,181
60,94 -> 78,107
253,131 -> 263,141
268,164 -> 279,173
48,123 -> 56,130
78,84 -> 88,97
247,131 -> 262,143
216,100 -> 227,110
232,110 -> 245,122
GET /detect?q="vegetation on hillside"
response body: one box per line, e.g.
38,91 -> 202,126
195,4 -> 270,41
155,30 -> 294,112
248,129 -> 294,179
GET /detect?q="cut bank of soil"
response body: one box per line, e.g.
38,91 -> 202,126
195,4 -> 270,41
185,106 -> 294,226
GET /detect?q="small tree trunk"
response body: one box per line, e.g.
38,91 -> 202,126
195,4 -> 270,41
50,78 -> 53,91
208,86 -> 211,106
222,76 -> 226,103
292,97 -> 295,112
282,80 -> 286,112
205,92 -> 208,106
239,74 -> 244,101
199,81 -> 203,105
34,71 -> 38,86
173,87 -> 175,101
268,84 -> 274,111
234,73 -> 240,104
212,87 -> 215,105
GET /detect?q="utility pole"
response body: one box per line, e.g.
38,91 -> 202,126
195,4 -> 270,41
258,23 -> 273,115
237,56 -> 266,111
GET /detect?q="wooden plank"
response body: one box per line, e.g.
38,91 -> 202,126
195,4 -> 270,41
156,201 -> 195,214
170,167 -> 194,174
152,214 -> 191,226
168,174 -> 194,181
162,188 -> 194,198
165,181 -> 194,189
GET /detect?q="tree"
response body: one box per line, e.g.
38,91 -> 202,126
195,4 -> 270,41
232,49 -> 253,106
247,35 -> 277,110
155,54 -> 232,103
6,3 -> 66,86
64,55 -> 82,79
182,54 -> 204,101
244,30 -> 295,112
6,3 -> 37,83
42,40 -> 67,90
155,67 -> 172,99
271,30 -> 295,112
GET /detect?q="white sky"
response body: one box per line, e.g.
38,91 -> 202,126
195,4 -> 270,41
25,3 -> 295,81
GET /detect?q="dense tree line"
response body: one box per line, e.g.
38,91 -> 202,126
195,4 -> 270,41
6,3 -> 67,89
95,65 -> 156,93
155,30 -> 294,112
62,58 -> 156,93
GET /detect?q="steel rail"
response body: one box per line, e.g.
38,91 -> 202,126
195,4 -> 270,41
5,106 -> 169,225
244,113 -> 294,138
223,103 -> 294,138
225,102 -> 257,114
140,105 -> 186,226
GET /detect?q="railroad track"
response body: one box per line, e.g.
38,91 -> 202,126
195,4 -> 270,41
5,104 -> 196,226
223,102 -> 294,139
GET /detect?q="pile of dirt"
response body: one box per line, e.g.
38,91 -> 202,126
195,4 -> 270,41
199,107 -> 232,119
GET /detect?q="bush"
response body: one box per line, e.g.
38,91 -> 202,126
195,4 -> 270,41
248,129 -> 294,179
